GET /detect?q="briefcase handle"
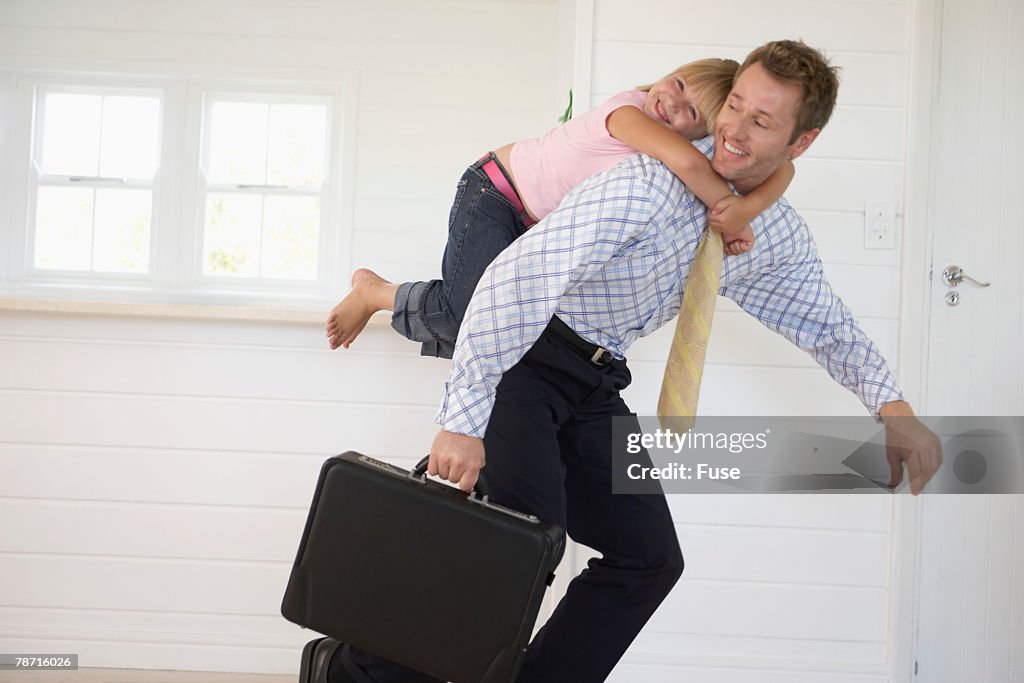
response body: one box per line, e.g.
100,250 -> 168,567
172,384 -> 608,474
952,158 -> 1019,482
411,455 -> 492,501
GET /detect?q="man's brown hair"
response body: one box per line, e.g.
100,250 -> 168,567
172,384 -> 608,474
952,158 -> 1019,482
737,40 -> 840,142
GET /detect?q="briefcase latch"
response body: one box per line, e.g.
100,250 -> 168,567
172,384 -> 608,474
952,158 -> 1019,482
468,493 -> 541,524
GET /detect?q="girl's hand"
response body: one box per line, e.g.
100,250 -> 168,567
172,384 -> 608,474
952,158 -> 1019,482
709,196 -> 756,256
722,227 -> 755,256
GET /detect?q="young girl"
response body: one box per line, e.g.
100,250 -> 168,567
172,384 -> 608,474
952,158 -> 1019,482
326,58 -> 794,355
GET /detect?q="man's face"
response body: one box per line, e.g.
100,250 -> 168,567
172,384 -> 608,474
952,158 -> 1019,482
711,62 -> 820,194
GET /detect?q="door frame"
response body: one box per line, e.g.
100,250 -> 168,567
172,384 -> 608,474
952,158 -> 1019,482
897,0 -> 995,679
901,0 -> 943,415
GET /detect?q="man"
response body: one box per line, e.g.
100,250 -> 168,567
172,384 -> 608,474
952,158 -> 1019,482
304,39 -> 942,683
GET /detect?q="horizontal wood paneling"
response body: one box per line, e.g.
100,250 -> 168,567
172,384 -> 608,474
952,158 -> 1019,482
803,211 -> 902,267
0,635 -> 301,675
786,159 -> 903,212
0,606 -> 300,648
0,391 -> 439,455
0,499 -> 307,562
0,444 -> 325,507
609,659 -> 886,683
0,606 -> 307,673
629,631 -> 886,666
651,580 -> 887,641
0,337 -> 450,405
0,0 -> 557,46
355,106 -> 542,154
0,555 -> 289,615
0,443 -> 423,508
666,495 -> 891,533
672,524 -> 888,586
0,663 -> 290,682
593,0 -> 910,54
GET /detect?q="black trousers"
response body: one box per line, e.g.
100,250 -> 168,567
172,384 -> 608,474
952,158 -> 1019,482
338,325 -> 685,683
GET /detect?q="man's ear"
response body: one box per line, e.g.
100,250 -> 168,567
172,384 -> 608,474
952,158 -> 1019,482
787,128 -> 820,160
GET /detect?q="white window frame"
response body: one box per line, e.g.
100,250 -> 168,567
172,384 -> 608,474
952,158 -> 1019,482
1,69 -> 352,310
185,86 -> 338,302
25,80 -> 166,284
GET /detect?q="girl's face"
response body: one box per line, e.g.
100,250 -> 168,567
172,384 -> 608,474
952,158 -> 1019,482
643,74 -> 708,139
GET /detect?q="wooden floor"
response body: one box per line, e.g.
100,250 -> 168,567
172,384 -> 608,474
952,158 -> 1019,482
0,669 -> 293,682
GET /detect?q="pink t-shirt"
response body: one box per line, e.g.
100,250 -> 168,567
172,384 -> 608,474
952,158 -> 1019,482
509,90 -> 647,220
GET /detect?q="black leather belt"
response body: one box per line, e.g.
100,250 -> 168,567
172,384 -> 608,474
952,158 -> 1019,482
547,316 -> 614,366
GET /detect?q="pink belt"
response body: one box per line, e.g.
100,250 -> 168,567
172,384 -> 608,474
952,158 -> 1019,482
479,154 -> 537,228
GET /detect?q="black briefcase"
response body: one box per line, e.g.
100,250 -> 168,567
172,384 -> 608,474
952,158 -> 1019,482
281,451 -> 566,683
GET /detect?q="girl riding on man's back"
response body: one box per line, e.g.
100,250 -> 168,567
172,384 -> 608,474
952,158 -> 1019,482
326,58 -> 795,356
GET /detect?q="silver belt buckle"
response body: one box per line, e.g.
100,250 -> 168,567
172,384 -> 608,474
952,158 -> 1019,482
591,347 -> 610,365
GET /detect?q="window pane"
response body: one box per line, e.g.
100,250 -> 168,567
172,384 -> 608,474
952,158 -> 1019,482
93,188 -> 152,273
266,104 -> 327,187
34,186 -> 94,270
261,196 -> 319,279
41,93 -> 101,176
100,96 -> 160,180
203,193 -> 262,277
207,102 -> 268,185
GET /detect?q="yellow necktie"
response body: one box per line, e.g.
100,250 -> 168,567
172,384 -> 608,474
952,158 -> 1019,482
657,228 -> 724,433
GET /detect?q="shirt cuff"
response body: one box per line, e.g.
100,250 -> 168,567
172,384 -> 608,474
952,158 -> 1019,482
868,385 -> 906,422
435,381 -> 494,439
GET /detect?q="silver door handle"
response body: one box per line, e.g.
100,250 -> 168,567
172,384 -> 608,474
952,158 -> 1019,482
942,265 -> 991,288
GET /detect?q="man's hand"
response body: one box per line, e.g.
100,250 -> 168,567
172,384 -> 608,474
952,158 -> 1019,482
429,429 -> 485,493
879,401 -> 943,495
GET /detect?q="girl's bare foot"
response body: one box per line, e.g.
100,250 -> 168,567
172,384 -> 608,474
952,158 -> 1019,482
326,269 -> 397,349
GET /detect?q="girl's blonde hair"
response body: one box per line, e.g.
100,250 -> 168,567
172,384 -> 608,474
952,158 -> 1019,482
637,58 -> 740,134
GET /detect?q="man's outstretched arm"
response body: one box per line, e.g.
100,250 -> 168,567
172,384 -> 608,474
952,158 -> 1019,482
722,256 -> 942,493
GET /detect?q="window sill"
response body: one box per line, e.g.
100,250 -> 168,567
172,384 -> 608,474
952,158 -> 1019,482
0,297 -> 392,327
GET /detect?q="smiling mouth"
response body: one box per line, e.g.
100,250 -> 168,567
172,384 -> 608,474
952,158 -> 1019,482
655,100 -> 669,123
723,139 -> 749,156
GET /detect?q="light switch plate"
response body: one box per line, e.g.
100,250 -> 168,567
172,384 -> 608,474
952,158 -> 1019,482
864,201 -> 896,249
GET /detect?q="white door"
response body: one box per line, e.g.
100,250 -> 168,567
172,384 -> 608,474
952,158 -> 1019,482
923,0 -> 1024,415
918,0 -> 1024,681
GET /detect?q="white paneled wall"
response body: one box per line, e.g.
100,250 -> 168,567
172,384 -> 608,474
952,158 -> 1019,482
577,0 -> 918,681
0,0 -> 563,675
0,311 -> 457,674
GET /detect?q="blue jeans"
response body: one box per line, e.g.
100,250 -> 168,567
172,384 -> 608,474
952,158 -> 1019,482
391,155 -> 531,359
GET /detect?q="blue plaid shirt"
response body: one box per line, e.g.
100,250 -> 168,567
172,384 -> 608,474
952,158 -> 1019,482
437,143 -> 904,438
